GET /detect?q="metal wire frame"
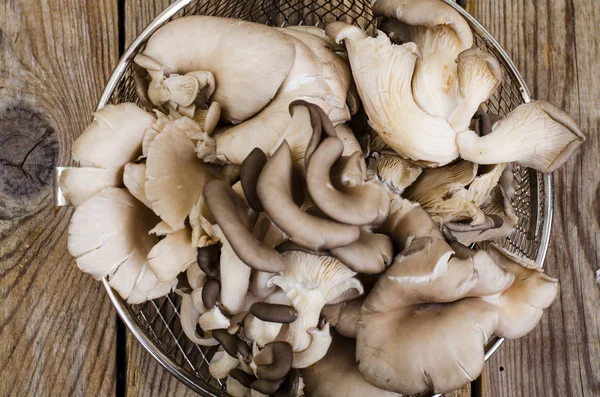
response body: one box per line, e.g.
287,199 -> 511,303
91,1 -> 554,396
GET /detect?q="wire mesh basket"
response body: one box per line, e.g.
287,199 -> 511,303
94,0 -> 554,396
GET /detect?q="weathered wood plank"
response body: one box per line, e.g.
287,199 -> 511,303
466,0 -> 600,396
0,1 -> 119,396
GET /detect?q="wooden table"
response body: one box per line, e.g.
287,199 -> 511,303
1,0 -> 598,396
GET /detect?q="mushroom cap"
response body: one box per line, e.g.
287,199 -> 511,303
457,101 -> 585,172
372,0 -> 474,51
72,103 -> 155,171
59,167 -> 122,207
123,162 -> 151,208
369,153 -> 422,194
302,331 -> 402,397
142,16 -> 296,123
67,188 -> 160,300
327,22 -> 459,166
147,227 -> 197,282
240,148 -> 268,212
306,136 -> 390,226
321,298 -> 362,339
330,228 -> 394,274
257,141 -> 360,251
145,119 -> 212,230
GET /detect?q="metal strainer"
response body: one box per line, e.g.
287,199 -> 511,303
81,0 -> 552,395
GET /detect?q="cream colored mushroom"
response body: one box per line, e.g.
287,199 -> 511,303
449,48 -> 503,132
178,291 -> 218,346
356,209 -> 558,395
457,101 -> 585,173
147,227 -> 197,282
302,331 -> 402,397
368,152 -> 422,194
139,16 -> 296,123
59,167 -> 121,207
145,117 -> 212,230
122,162 -> 151,208
291,322 -> 332,369
372,0 -> 473,51
67,188 -> 171,302
199,306 -> 231,331
210,346 -> 241,379
72,103 -> 155,172
268,251 -> 363,351
326,22 -> 458,166
189,194 -> 220,248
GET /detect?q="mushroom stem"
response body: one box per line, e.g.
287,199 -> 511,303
330,229 -> 394,274
291,323 -> 332,369
204,179 -> 285,272
306,137 -> 390,226
456,101 -> 585,173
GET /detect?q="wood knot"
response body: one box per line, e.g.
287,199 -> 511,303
0,106 -> 59,219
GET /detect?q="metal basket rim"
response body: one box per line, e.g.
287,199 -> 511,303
96,1 -> 555,396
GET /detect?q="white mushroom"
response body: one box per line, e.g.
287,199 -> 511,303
448,48 -> 502,132
457,101 -> 585,173
199,306 -> 231,331
59,167 -> 121,207
123,162 -> 151,208
368,152 -> 422,194
291,322 -> 332,369
210,346 -> 241,379
244,314 -> 283,348
187,265 -> 207,290
147,227 -> 197,282
178,292 -> 218,346
145,117 -> 212,230
67,188 -> 165,302
189,194 -> 220,248
215,226 -> 252,315
127,265 -> 178,304
326,23 -> 458,166
72,103 -> 155,171
268,251 -> 363,351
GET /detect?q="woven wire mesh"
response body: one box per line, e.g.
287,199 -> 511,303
106,1 -> 546,396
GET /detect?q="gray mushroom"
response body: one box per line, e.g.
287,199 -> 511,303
251,341 -> 294,381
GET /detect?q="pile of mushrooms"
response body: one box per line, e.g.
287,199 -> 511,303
62,2 -> 585,395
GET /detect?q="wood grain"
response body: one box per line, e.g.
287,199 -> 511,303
465,0 -> 600,396
0,1 -> 119,396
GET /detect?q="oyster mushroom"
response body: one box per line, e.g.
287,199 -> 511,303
123,162 -> 151,208
67,188 -> 170,302
72,103 -> 155,172
257,141 -> 360,251
368,152 -> 422,194
210,346 -> 241,379
372,0 -> 473,51
241,148 -> 268,212
251,341 -> 294,381
139,16 -> 296,123
187,263 -> 207,290
335,124 -> 363,156
199,305 -> 231,331
147,227 -> 197,282
291,322 -> 332,369
302,331 -> 402,397
326,22 -> 458,166
267,251 -> 363,351
227,369 -> 254,397
330,228 -> 394,274
214,225 -> 252,314
178,292 -> 219,346
244,314 -> 284,348
449,48 -> 503,132
321,298 -> 363,339
457,101 -> 585,173
355,211 -> 558,394
189,194 -> 219,248
306,136 -> 391,226
145,118 -> 212,230
59,167 -> 121,207
404,160 -> 484,225
213,34 -> 352,165
203,179 -> 285,273
127,265 -> 178,304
